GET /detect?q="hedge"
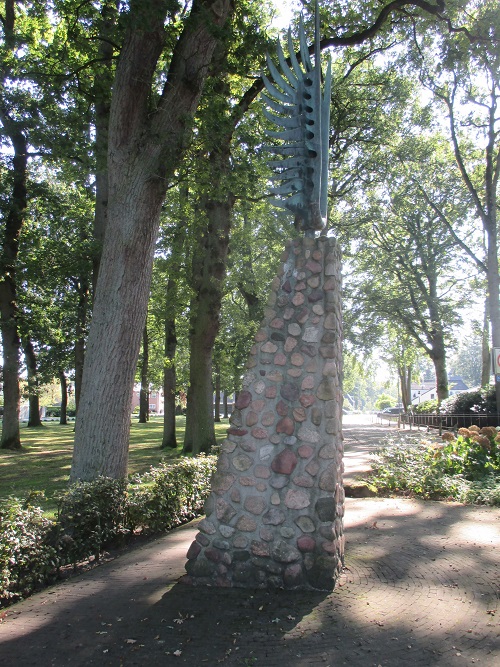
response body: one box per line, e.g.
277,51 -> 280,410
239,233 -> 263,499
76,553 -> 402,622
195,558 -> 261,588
0,455 -> 216,607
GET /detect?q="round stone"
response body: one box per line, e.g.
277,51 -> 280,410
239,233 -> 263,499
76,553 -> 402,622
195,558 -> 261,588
245,412 -> 258,427
297,425 -> 320,443
295,515 -> 316,533
280,382 -> 300,402
285,488 -> 311,509
235,391 -> 252,409
261,411 -> 275,426
254,380 -> 266,394
297,535 -> 316,552
300,394 -> 316,408
298,444 -> 314,458
244,496 -> 267,515
271,447 -> 298,474
276,416 -> 295,435
270,318 -> 284,329
233,454 -> 253,471
251,399 -> 265,412
287,368 -> 302,378
291,353 -> 304,367
254,464 -> 271,479
236,516 -> 257,532
271,541 -> 301,563
288,323 -> 301,336
274,353 -> 287,366
292,292 -> 305,306
261,341 -> 278,353
293,407 -> 307,422
251,427 -> 268,439
284,336 -> 298,352
265,386 -> 277,398
301,375 -> 315,390
263,508 -> 286,525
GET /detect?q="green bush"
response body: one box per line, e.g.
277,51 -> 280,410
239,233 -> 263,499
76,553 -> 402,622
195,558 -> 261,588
56,477 -> 131,563
130,455 -> 216,533
0,455 -> 217,607
413,399 -> 438,414
440,385 -> 497,414
0,497 -> 58,605
368,429 -> 500,504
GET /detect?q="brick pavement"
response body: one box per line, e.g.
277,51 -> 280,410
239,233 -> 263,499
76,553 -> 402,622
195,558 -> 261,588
1,419 -> 499,666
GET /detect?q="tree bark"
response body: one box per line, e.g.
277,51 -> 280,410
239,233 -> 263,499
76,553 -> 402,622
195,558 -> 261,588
481,297 -> 490,387
71,0 -> 233,481
183,198 -> 233,454
73,277 -> 89,413
138,325 -> 149,423
214,364 -> 221,423
162,276 -> 178,448
0,126 -> 27,449
23,337 -> 42,427
59,371 -> 68,425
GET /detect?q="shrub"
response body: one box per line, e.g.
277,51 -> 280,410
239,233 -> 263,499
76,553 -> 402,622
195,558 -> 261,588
1,454 -> 218,607
440,385 -> 497,414
368,431 -> 500,505
56,477 -> 131,564
0,496 -> 58,604
413,399 -> 438,414
129,455 -> 216,533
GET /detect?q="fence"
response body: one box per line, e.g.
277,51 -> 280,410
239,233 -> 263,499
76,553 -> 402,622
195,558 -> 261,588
400,413 -> 500,430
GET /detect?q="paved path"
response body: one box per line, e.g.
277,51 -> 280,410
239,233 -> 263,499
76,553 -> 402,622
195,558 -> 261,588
1,419 -> 499,666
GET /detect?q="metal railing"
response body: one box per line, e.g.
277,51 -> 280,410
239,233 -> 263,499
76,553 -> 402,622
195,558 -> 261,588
401,413 -> 500,430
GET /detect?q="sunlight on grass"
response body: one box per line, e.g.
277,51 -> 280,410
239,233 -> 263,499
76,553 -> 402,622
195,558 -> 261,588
0,416 -> 229,514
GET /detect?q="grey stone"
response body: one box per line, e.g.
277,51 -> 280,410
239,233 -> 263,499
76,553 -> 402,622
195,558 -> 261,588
315,497 -> 336,522
295,515 -> 316,533
262,508 -> 286,525
271,541 -> 301,563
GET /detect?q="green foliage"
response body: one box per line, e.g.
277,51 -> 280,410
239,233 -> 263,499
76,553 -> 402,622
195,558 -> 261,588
368,429 -> 500,505
374,393 -> 396,410
0,496 -> 58,605
56,477 -> 130,563
129,456 -> 216,533
413,399 -> 438,414
440,385 -> 497,414
0,455 -> 217,607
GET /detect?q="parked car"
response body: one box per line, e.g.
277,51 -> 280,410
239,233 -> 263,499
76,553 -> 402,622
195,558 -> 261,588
377,406 -> 405,419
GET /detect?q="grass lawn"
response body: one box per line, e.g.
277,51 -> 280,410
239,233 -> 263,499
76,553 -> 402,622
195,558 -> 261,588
0,416 -> 229,515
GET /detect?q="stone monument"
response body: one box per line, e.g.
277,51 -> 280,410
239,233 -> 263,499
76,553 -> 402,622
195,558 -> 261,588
183,1 -> 344,590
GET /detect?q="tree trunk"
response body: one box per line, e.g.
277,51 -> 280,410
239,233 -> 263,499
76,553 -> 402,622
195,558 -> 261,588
183,198 -> 233,455
59,371 -> 68,425
214,364 -> 221,423
430,340 -> 449,405
70,0 -> 233,481
162,276 -> 178,449
223,390 -> 229,419
486,228 -> 500,410
0,127 -> 27,449
481,297 -> 490,387
74,276 -> 89,413
138,325 -> 149,423
23,337 -> 42,427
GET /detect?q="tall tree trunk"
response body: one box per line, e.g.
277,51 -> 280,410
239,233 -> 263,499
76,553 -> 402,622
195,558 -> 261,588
23,337 -> 42,427
162,276 -> 178,449
71,0 -> 233,481
0,126 -> 27,449
399,364 -> 411,411
73,276 -> 89,413
223,390 -> 229,419
214,363 -> 221,423
183,198 -> 233,455
481,297 -> 490,387
138,325 -> 149,423
430,339 -> 449,405
59,371 -> 68,425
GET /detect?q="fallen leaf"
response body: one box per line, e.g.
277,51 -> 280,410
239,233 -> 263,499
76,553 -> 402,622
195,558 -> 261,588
125,639 -> 137,645
173,649 -> 182,657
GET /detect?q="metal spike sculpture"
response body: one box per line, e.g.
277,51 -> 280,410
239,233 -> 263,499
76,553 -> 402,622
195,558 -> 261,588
262,2 -> 331,236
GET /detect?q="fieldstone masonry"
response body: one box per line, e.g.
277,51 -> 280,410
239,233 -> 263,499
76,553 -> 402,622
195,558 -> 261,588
184,237 -> 344,590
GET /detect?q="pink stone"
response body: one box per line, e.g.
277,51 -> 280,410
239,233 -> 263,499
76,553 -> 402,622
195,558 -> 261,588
276,400 -> 289,416
254,464 -> 271,479
321,541 -> 338,554
305,460 -> 320,476
251,541 -> 270,557
274,352 -> 287,366
296,307 -> 310,324
251,427 -> 268,439
267,370 -> 283,382
265,386 -> 277,398
271,448 -> 298,475
230,488 -> 241,503
305,260 -> 322,273
245,412 -> 258,427
236,516 -> 257,532
186,540 -> 202,559
299,394 -> 316,408
280,382 -> 300,402
312,249 -> 322,260
293,407 -> 307,422
301,375 -> 315,390
298,444 -> 314,458
323,277 -> 336,290
254,329 -> 267,342
256,482 -> 266,492
284,336 -> 298,352
284,488 -> 311,509
251,399 -> 265,412
235,391 -> 252,409
292,292 -> 305,306
295,281 -> 306,291
297,535 -> 316,552
307,276 -> 320,288
276,416 -> 294,435
284,563 -> 304,587
261,341 -> 278,353
227,427 -> 248,436
270,318 -> 284,329
287,368 -> 302,378
244,495 -> 266,515
240,477 -> 256,486
261,411 -> 275,426
291,353 -> 304,367
293,474 -> 314,488
283,307 -> 295,320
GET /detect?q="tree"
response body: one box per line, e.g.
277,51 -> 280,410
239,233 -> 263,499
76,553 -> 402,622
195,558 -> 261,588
70,0 -> 234,480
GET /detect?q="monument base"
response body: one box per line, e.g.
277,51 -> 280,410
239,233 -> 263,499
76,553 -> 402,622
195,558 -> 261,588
184,237 -> 344,590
